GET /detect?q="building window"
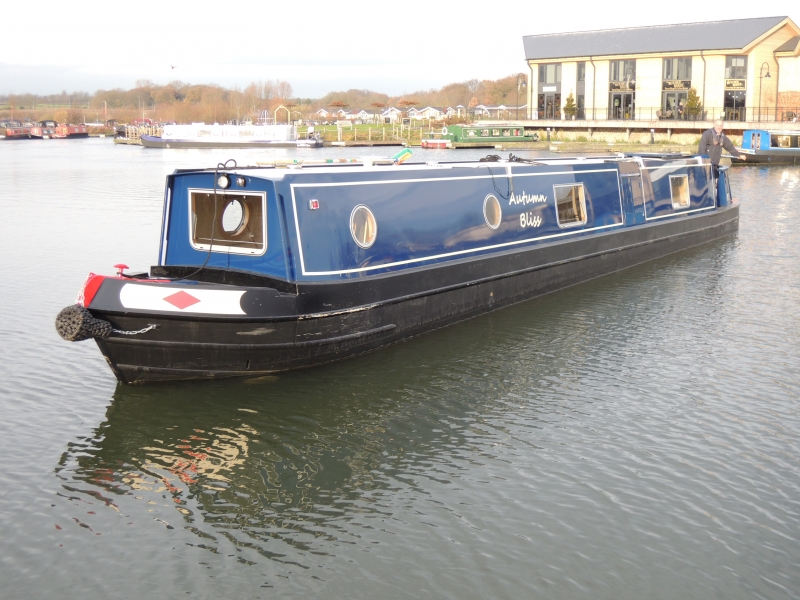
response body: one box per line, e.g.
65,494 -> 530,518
663,58 -> 692,81
539,63 -> 562,84
661,58 -> 692,119
608,60 -> 635,120
723,56 -> 747,121
725,56 -> 747,79
724,91 -> 746,121
724,56 -> 747,121
538,93 -> 561,119
575,62 -> 586,118
609,60 -> 636,82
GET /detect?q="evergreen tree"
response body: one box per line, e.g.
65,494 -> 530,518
564,92 -> 577,118
685,87 -> 703,119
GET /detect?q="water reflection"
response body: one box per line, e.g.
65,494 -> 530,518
3,138 -> 798,596
56,238 -> 740,565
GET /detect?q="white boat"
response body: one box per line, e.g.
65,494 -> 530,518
140,113 -> 322,149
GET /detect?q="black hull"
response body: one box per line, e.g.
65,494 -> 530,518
92,205 -> 739,383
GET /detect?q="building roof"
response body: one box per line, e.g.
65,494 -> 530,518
523,16 -> 789,60
775,35 -> 800,53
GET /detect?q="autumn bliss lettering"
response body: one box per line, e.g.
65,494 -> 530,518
520,212 -> 542,228
508,192 -> 547,206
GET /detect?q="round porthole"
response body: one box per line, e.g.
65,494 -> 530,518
221,198 -> 247,234
483,194 -> 502,229
350,205 -> 377,249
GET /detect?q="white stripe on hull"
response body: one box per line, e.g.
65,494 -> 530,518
119,284 -> 245,314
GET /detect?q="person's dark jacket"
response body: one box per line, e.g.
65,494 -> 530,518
698,128 -> 741,165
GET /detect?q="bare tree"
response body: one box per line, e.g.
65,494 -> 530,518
370,101 -> 386,122
275,80 -> 293,103
398,99 -> 418,117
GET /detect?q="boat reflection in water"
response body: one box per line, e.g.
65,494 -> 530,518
54,235 -> 758,585
57,275 -> 648,562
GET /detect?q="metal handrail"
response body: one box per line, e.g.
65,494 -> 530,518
521,106 -> 800,123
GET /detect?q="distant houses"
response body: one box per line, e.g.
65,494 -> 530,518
470,104 -> 527,118
312,103 -> 526,123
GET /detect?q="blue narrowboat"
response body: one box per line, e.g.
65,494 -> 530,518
739,129 -> 800,163
56,153 -> 739,383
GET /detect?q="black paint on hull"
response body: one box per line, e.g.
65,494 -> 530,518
93,205 -> 739,383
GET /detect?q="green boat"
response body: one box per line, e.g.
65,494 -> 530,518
421,125 -> 537,148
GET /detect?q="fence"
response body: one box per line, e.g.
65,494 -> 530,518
310,124 -> 430,143
530,106 -> 800,123
119,125 -> 163,140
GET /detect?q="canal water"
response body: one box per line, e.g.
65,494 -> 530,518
1,139 -> 798,599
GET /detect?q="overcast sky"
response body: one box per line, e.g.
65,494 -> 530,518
2,1 -> 797,97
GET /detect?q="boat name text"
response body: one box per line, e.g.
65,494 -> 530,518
520,212 -> 542,228
509,192 -> 547,206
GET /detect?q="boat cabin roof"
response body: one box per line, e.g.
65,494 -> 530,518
176,154 -> 701,181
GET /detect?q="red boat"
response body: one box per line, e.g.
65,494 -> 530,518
3,126 -> 33,140
30,121 -> 58,139
54,125 -> 89,138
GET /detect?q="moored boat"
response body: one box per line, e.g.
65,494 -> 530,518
29,120 -> 58,139
738,128 -> 800,163
140,123 -> 323,149
3,125 -> 33,139
422,124 -> 535,148
56,152 -> 739,383
54,124 -> 89,138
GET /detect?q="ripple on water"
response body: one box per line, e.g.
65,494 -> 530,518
0,144 -> 799,598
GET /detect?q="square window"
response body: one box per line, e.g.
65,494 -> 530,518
189,189 -> 267,255
669,175 -> 690,209
554,184 -> 587,227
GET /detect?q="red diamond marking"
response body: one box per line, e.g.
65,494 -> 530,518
163,290 -> 201,310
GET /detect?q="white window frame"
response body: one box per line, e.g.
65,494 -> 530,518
349,204 -> 378,249
188,188 -> 268,256
483,194 -> 502,229
669,175 -> 691,209
553,183 -> 588,228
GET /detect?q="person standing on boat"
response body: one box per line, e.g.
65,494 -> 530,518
699,120 -> 746,177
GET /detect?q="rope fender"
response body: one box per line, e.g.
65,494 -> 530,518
55,305 -> 158,342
